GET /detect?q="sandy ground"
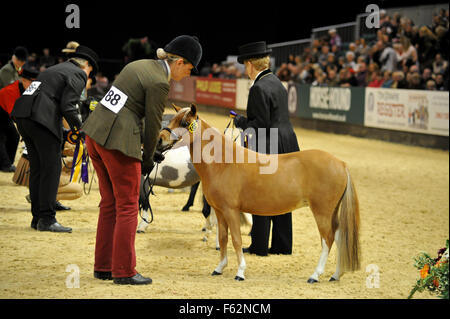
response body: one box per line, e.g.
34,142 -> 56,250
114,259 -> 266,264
0,109 -> 448,300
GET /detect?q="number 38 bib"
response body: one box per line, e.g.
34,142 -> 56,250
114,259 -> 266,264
100,86 -> 128,113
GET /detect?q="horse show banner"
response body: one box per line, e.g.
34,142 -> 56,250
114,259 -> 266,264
365,88 -> 449,136
295,85 -> 365,125
195,77 -> 236,108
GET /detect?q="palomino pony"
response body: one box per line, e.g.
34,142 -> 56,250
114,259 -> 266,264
157,104 -> 360,283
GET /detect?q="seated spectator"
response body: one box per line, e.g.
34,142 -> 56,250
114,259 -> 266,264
381,70 -> 392,87
356,38 -> 370,58
432,53 -> 448,74
367,71 -> 384,87
425,79 -> 437,90
421,68 -> 433,87
355,61 -> 368,87
407,72 -> 423,89
434,26 -> 449,60
311,67 -> 327,86
390,71 -> 408,89
434,73 -> 447,90
276,63 -> 292,82
326,53 -> 337,70
344,51 -> 357,71
338,68 -> 357,87
337,56 -> 346,72
318,45 -> 330,64
326,69 -> 339,87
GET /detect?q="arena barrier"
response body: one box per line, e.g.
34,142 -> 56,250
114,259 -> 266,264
169,77 -> 449,149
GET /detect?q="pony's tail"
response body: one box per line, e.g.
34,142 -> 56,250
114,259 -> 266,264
337,166 -> 361,272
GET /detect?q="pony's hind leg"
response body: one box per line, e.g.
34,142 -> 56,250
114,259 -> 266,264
308,207 -> 336,283
211,210 -> 228,276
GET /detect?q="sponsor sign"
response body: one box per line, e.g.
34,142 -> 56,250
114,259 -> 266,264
365,88 -> 449,136
195,77 -> 236,108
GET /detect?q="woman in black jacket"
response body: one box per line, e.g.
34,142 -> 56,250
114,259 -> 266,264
234,42 -> 299,256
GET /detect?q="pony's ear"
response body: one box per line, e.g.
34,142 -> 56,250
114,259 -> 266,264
190,103 -> 197,117
172,103 -> 182,112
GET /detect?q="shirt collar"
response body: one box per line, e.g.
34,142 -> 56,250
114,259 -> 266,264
163,59 -> 171,81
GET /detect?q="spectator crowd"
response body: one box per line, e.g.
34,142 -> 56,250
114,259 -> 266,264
202,8 -> 449,92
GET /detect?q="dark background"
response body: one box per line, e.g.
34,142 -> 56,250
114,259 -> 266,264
0,0 -> 442,77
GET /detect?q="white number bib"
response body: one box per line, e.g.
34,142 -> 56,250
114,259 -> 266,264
100,86 -> 128,113
23,81 -> 42,96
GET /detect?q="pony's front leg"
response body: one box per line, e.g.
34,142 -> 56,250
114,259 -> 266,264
211,211 -> 228,276
228,209 -> 246,281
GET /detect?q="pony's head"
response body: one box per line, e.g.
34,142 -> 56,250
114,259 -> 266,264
157,103 -> 198,153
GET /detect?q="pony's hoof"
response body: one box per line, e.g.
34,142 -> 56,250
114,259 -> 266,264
307,278 -> 318,284
136,230 -> 145,234
215,247 -> 220,251
181,205 -> 190,211
211,271 -> 222,276
329,277 -> 338,282
234,276 -> 245,281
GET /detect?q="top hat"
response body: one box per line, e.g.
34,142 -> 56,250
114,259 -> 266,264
62,41 -> 80,53
237,41 -> 272,64
13,46 -> 28,62
68,45 -> 99,76
164,35 -> 202,73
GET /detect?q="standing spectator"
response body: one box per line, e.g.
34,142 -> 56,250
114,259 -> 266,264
398,36 -> 418,69
328,28 -> 341,49
379,42 -> 398,72
122,36 -> 157,64
417,26 -> 438,69
39,48 -> 56,70
434,26 -> 449,60
0,46 -> 28,89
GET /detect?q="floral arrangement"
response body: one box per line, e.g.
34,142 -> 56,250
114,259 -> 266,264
408,240 -> 449,299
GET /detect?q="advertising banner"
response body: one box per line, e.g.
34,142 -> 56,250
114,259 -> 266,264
195,77 -> 236,108
296,85 -> 365,125
364,88 -> 449,136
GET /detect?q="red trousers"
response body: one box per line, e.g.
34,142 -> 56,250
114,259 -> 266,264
85,136 -> 141,278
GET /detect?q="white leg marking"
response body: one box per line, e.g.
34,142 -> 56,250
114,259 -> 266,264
236,252 -> 246,279
137,209 -> 150,233
309,238 -> 329,281
214,255 -> 228,274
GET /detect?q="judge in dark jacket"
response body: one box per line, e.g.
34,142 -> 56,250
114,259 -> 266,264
11,45 -> 99,233
234,41 -> 300,256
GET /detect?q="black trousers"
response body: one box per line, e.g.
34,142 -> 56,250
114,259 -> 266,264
15,118 -> 62,225
249,213 -> 293,256
0,109 -> 20,168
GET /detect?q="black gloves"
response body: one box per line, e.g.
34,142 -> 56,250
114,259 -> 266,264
153,150 -> 165,164
141,150 -> 165,176
233,114 -> 245,129
142,161 -> 155,176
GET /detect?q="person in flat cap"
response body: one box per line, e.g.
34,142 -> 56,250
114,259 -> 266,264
0,46 -> 28,89
82,35 -> 202,285
234,41 -> 299,257
11,45 -> 99,234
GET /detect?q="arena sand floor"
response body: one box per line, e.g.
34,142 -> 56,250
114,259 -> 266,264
0,108 -> 448,299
